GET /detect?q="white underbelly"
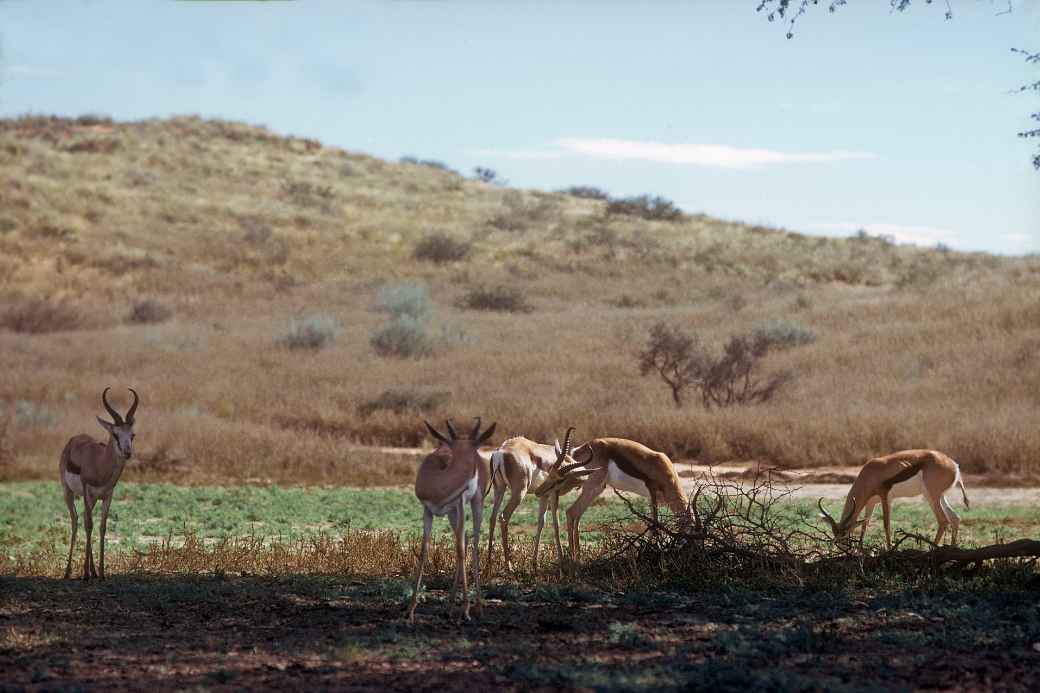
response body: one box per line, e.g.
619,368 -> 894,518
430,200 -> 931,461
607,461 -> 651,497
888,474 -> 925,500
424,475 -> 479,516
64,471 -> 103,498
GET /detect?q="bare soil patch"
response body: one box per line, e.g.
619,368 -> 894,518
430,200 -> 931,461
2,574 -> 1039,691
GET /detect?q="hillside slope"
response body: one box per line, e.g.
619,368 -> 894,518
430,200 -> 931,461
1,115 -> 1038,484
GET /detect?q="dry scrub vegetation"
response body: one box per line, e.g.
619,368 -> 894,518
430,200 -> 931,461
1,114 -> 1039,485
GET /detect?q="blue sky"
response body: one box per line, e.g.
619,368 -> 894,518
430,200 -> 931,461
1,0 -> 1037,253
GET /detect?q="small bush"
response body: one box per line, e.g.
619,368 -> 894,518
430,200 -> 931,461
128,299 -> 173,325
751,319 -> 816,349
401,156 -> 458,174
413,232 -> 471,264
605,194 -> 683,222
280,314 -> 340,350
358,389 -> 449,418
473,166 -> 506,185
457,285 -> 532,313
558,185 -> 610,200
1,298 -> 81,334
281,179 -> 334,209
370,315 -> 434,358
377,282 -> 433,321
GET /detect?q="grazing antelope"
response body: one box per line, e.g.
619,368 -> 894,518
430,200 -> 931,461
59,387 -> 139,580
408,418 -> 496,624
534,436 -> 689,562
487,428 -> 577,571
818,449 -> 970,550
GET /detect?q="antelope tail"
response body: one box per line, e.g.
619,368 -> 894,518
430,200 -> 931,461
954,464 -> 970,509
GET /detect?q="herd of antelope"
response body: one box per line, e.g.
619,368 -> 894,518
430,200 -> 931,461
59,388 -> 972,623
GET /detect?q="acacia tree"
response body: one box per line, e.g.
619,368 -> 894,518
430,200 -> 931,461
755,1 -> 1039,170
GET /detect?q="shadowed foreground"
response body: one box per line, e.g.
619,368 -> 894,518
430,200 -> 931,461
2,574 -> 1039,691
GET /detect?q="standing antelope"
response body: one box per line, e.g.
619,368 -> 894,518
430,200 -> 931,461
487,428 -> 577,571
408,418 -> 496,624
59,387 -> 139,580
818,449 -> 970,550
534,436 -> 689,562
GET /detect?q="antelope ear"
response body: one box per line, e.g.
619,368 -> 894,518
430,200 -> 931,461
96,417 -> 115,433
476,422 -> 497,444
554,439 -> 562,455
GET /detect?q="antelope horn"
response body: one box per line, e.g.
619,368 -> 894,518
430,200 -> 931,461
424,420 -> 450,445
818,497 -> 838,532
444,418 -> 458,440
470,417 -> 482,440
125,388 -> 139,425
101,387 -> 123,426
561,426 -> 575,459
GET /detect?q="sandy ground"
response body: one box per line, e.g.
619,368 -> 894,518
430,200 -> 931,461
672,461 -> 1040,504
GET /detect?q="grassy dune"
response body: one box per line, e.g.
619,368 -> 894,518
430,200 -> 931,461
1,114 -> 1038,485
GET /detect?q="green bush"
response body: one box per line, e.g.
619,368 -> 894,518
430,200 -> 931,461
370,315 -> 435,358
378,282 -> 432,321
280,314 -> 340,350
751,319 -> 816,349
606,194 -> 683,221
457,285 -> 532,313
413,232 -> 471,264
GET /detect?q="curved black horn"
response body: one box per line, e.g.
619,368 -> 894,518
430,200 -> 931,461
125,388 -> 139,424
444,418 -> 458,440
424,420 -> 450,445
471,417 -> 482,440
562,426 -> 575,459
101,387 -> 123,426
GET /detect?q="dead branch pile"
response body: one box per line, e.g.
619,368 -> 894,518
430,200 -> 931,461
586,471 -> 1040,588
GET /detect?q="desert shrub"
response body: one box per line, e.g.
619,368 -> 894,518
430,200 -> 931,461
128,299 -> 173,325
1,298 -> 80,334
605,194 -> 683,222
473,166 -> 506,185
401,156 -> 457,174
281,179 -> 334,209
457,285 -> 532,313
751,319 -> 816,349
637,322 -> 710,407
793,293 -> 812,311
370,315 -> 435,358
638,322 -> 792,408
280,314 -> 340,350
358,389 -> 449,418
413,232 -> 471,264
378,282 -> 433,321
558,185 -> 610,200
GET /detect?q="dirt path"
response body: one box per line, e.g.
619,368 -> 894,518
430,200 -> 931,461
672,462 -> 1040,504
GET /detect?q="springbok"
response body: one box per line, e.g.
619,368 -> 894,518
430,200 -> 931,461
818,449 -> 970,549
59,387 -> 139,580
534,436 -> 689,562
487,428 -> 577,571
407,417 -> 496,623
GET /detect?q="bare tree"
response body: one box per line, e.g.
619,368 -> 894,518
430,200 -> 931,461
637,322 -> 709,407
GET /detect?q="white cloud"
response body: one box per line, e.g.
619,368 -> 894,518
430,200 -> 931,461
803,222 -> 961,247
552,138 -> 876,169
474,138 -> 876,169
4,65 -> 67,79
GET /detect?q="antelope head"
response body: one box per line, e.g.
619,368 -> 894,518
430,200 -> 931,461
533,427 -> 591,498
97,387 -> 139,460
817,497 -> 864,546
423,417 -> 496,469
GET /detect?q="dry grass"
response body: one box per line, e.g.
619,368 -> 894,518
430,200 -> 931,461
0,114 -> 1038,485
